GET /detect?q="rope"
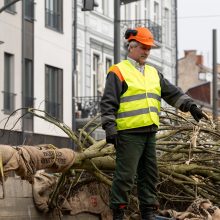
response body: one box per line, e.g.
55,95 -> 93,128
0,151 -> 5,199
48,144 -> 57,166
186,125 -> 200,165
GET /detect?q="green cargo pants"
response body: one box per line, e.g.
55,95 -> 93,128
110,132 -> 159,209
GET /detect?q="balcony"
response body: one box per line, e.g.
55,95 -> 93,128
120,19 -> 162,43
74,96 -> 101,119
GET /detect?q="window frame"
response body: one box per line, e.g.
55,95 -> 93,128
4,0 -> 16,14
92,53 -> 100,96
164,7 -> 170,45
45,0 -> 63,33
45,64 -> 63,121
3,52 -> 15,114
24,0 -> 34,21
153,1 -> 159,24
24,59 -> 34,108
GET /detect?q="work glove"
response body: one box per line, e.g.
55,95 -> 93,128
106,134 -> 118,146
189,105 -> 208,122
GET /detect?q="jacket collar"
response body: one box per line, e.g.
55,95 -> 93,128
127,57 -> 146,74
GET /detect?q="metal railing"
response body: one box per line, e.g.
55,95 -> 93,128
74,96 -> 101,118
120,18 -> 162,43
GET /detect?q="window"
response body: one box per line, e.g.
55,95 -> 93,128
75,50 -> 82,97
45,0 -> 63,32
105,58 -> 112,73
102,0 -> 110,17
164,8 -> 170,45
92,54 -> 100,96
124,4 -> 127,20
45,65 -> 63,121
135,3 -> 138,20
24,59 -> 34,107
4,0 -> 16,13
25,0 -> 34,20
144,0 -> 149,20
3,53 -> 15,113
153,1 -> 159,24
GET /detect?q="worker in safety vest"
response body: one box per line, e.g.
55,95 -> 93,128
100,27 -> 208,220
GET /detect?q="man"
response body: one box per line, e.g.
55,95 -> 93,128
100,27 -> 208,220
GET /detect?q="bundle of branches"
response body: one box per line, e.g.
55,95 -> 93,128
156,109 -> 220,210
1,107 -> 220,216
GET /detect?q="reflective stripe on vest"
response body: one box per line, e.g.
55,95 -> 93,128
120,92 -> 161,103
115,60 -> 161,130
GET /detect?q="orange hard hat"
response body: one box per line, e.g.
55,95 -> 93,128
125,27 -> 156,47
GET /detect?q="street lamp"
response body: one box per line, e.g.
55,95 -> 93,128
82,0 -> 98,11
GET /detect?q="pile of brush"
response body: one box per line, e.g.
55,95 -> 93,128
1,107 -> 220,218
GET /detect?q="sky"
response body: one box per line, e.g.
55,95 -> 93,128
178,0 -> 220,67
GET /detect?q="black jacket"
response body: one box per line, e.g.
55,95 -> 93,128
100,63 -> 196,137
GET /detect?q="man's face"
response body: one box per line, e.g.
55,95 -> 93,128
129,42 -> 151,65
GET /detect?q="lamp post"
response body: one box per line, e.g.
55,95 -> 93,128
212,29 -> 218,120
114,0 -> 121,64
72,0 -> 99,145
175,0 -> 178,87
72,0 -> 77,138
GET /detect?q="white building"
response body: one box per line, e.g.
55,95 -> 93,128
0,0 -> 177,146
0,0 -> 72,145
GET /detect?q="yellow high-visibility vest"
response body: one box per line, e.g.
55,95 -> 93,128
115,60 -> 161,130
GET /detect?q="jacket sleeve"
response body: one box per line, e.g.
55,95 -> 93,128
159,72 -> 196,112
100,67 -> 126,137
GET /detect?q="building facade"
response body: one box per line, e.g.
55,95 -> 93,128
178,50 -> 220,113
0,0 -> 72,146
178,50 -> 212,92
74,0 -> 177,119
0,0 -> 177,146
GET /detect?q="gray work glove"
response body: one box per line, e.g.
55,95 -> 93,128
189,105 -> 208,122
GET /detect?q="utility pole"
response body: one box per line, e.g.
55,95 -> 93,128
72,0 -> 98,143
175,0 -> 178,86
212,29 -> 218,120
72,0 -> 77,138
114,0 -> 121,64
114,0 -> 142,64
